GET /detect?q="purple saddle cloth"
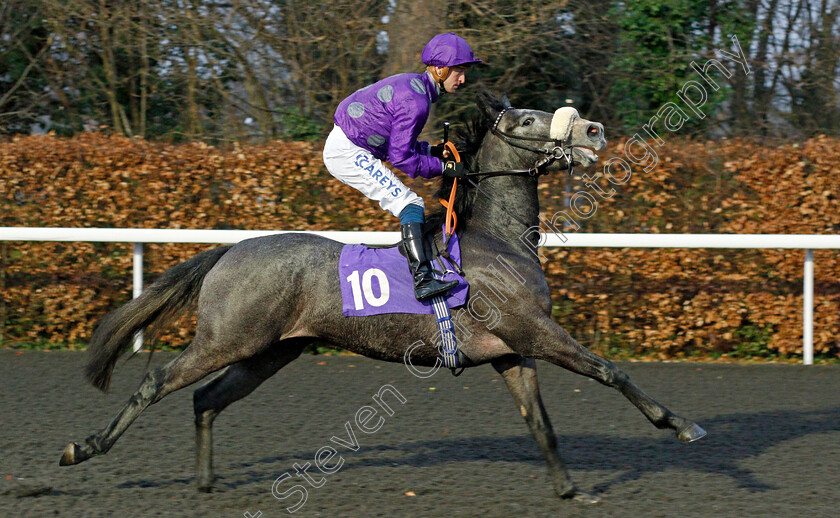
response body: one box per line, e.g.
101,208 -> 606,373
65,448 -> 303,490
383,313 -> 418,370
339,230 -> 469,316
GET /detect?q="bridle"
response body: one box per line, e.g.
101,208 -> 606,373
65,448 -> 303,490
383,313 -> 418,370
467,106 -> 576,180
440,106 -> 580,234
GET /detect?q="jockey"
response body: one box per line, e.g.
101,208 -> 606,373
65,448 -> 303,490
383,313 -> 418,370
324,32 -> 482,301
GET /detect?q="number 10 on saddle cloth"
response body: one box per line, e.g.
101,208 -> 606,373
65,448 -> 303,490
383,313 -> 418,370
338,229 -> 469,317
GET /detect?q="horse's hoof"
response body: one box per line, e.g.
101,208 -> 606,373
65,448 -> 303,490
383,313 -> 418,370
677,422 -> 707,444
196,472 -> 216,493
59,442 -> 79,466
572,491 -> 601,504
560,488 -> 601,504
58,442 -> 89,466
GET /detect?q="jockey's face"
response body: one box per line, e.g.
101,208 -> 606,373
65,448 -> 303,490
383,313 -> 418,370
438,65 -> 468,94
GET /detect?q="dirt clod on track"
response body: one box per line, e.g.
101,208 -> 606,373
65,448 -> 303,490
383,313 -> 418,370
1,351 -> 838,517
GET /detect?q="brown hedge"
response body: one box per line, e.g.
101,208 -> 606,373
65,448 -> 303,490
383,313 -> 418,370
1,133 -> 838,359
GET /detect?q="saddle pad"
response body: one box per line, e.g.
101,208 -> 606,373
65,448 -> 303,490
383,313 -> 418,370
339,231 -> 469,316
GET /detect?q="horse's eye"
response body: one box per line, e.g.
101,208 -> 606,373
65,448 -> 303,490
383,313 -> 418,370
523,118 -> 533,127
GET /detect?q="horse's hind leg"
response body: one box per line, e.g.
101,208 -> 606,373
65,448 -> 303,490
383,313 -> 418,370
193,340 -> 306,492
59,335 -> 258,467
492,355 -> 600,504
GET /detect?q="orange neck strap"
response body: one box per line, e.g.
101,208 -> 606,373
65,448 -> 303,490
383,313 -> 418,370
439,141 -> 461,238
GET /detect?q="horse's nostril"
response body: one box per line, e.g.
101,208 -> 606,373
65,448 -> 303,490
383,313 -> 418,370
587,126 -> 599,137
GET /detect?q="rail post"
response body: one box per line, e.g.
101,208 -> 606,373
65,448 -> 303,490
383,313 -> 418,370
133,243 -> 143,352
803,249 -> 814,365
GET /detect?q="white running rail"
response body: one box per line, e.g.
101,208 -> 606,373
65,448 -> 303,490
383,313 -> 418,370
2,227 -> 839,364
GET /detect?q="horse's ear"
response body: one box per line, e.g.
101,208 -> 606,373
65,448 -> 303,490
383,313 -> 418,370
475,88 -> 509,122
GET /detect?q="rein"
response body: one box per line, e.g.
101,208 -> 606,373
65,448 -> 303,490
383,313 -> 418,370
440,141 -> 461,239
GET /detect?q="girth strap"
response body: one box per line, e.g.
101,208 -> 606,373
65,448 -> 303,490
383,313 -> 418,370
430,294 -> 465,376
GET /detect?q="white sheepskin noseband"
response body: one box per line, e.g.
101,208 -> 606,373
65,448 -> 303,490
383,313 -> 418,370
550,107 -> 579,142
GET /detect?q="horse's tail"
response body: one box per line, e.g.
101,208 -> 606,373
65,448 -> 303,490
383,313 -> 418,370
85,245 -> 233,392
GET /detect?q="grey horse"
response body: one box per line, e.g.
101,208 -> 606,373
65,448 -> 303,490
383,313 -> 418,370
60,92 -> 706,504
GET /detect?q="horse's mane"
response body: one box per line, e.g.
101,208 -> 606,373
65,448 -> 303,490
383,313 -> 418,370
426,90 -> 509,235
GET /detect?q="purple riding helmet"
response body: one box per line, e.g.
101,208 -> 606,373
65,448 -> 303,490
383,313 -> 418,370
421,32 -> 484,68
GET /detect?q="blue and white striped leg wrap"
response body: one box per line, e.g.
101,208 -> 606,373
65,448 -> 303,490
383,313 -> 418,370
430,295 -> 462,370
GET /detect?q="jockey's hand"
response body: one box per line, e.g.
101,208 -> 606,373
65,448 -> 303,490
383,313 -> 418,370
442,161 -> 467,179
430,143 -> 450,159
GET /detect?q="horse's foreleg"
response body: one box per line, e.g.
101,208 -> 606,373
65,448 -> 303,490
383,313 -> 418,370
492,355 -> 600,504
529,321 -> 706,443
193,342 -> 305,492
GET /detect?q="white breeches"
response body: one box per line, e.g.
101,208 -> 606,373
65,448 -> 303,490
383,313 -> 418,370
323,125 -> 424,218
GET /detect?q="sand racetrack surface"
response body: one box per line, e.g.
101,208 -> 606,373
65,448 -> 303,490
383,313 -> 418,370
1,350 -> 838,517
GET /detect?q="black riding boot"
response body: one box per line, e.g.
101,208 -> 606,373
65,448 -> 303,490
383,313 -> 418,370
401,222 -> 458,301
